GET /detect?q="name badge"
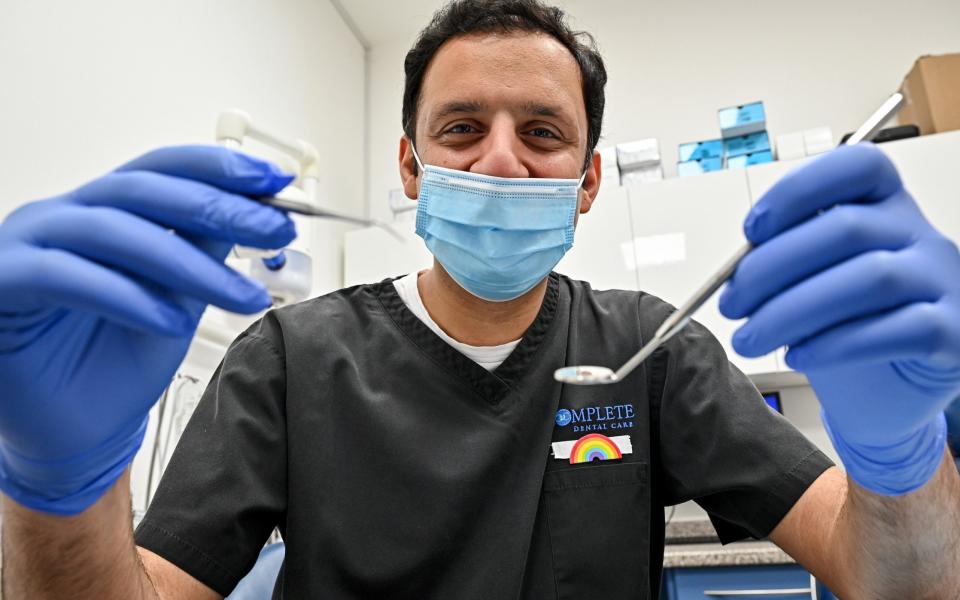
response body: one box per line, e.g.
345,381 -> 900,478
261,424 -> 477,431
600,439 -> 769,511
551,433 -> 632,464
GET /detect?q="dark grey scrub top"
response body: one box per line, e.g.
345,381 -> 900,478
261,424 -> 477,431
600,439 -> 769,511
135,273 -> 833,599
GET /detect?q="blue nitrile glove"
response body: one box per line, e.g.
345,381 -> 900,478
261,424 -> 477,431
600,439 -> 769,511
719,144 -> 960,495
0,145 -> 296,515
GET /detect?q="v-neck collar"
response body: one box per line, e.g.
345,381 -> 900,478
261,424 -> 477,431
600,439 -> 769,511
374,272 -> 561,408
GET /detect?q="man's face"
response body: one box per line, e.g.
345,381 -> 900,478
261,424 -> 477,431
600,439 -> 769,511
400,32 -> 601,212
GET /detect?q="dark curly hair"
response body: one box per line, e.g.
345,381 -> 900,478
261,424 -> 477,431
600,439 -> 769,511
402,0 -> 607,170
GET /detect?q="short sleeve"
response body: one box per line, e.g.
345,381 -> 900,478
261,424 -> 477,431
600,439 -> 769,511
135,314 -> 287,596
645,296 -> 834,544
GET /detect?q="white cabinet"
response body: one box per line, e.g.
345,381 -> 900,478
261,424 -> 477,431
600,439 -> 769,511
882,131 -> 960,244
744,158 -> 801,202
555,185 -> 639,291
746,130 -> 960,243
625,169 -> 779,376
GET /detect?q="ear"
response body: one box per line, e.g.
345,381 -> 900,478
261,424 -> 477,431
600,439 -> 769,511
577,151 -> 603,215
398,136 -> 420,200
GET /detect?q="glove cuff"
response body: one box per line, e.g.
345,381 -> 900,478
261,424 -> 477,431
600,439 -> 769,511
0,415 -> 148,516
822,408 -> 947,496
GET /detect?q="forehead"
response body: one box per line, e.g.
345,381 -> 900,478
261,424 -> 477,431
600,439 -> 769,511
418,32 -> 586,122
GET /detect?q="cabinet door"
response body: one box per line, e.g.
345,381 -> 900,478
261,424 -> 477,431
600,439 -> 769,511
880,130 -> 960,244
627,170 -> 778,376
556,184 -> 640,291
664,565 -> 813,599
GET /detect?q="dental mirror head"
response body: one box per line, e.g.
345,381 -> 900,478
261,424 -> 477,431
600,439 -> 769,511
554,365 -> 619,385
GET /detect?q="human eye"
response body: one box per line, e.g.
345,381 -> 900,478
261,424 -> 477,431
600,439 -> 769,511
529,127 -> 558,139
445,123 -> 478,135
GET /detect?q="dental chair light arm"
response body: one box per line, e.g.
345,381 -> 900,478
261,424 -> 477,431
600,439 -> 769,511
216,109 -> 320,192
215,110 -> 316,306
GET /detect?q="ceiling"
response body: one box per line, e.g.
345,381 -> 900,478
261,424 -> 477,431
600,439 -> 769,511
332,0 -> 448,48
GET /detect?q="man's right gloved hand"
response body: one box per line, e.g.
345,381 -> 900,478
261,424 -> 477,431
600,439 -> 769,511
0,145 -> 296,515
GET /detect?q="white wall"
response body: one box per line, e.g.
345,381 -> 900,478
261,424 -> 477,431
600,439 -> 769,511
363,0 -> 960,222
0,0 -> 366,293
367,37 -> 415,222
0,0 -> 366,515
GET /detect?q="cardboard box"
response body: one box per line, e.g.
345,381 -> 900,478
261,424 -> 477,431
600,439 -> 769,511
718,101 -> 766,138
677,157 -> 723,177
678,139 -> 723,162
899,53 -> 960,135
723,131 -> 770,158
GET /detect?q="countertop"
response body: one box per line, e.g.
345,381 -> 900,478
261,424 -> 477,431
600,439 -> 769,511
663,540 -> 795,568
663,519 -> 794,569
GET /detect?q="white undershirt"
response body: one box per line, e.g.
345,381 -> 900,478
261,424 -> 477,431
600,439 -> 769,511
393,272 -> 521,371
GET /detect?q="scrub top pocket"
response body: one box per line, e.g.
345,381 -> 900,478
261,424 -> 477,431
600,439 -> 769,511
542,461 -> 651,600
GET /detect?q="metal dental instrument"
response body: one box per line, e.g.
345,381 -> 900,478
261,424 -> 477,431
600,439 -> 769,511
554,92 -> 906,386
258,195 -> 404,241
845,92 -> 905,146
216,109 -> 404,242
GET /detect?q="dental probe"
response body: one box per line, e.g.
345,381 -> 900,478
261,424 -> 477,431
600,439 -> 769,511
259,195 -> 405,242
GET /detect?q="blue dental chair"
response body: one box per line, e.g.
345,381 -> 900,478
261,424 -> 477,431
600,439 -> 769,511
227,543 -> 285,599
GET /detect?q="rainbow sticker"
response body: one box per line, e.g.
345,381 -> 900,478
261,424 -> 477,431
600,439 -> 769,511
569,433 -> 623,464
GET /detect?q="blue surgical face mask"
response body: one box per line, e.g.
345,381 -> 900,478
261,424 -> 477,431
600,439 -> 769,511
412,146 -> 584,302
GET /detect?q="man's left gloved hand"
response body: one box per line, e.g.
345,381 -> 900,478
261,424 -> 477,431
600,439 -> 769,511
720,144 -> 960,496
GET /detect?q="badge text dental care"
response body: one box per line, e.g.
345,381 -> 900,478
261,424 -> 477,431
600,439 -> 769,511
555,404 -> 635,432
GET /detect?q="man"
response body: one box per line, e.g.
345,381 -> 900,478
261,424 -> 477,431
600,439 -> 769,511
2,0 -> 959,598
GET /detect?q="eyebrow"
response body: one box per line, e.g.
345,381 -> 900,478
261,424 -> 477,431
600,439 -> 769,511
432,100 -> 487,120
430,100 -> 571,121
522,101 -> 566,118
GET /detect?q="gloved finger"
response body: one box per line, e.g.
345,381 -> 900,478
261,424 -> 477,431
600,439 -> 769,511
744,144 -> 903,245
28,204 -> 272,314
115,145 -> 294,197
0,245 -> 193,335
785,301 -> 960,370
720,195 -> 916,319
732,246 -> 944,357
174,233 -> 243,321
72,171 -> 297,250
0,306 -> 62,353
182,234 -> 234,263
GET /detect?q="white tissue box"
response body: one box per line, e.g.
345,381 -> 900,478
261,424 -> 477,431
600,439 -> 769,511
620,164 -> 663,185
616,138 -> 661,170
775,132 -> 806,161
803,127 -> 834,156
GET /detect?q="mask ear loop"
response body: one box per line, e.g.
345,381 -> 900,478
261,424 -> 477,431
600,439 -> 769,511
573,169 -> 589,219
410,144 -> 426,173
409,144 -> 427,199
